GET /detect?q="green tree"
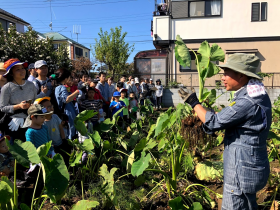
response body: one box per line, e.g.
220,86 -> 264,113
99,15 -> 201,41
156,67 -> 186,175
94,26 -> 134,77
0,24 -> 71,72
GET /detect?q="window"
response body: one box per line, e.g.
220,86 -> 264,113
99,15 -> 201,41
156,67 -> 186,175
189,0 -> 221,17
252,2 -> 267,22
261,2 -> 267,21
85,52 -> 88,57
0,18 -> 15,31
53,44 -> 58,50
75,47 -> 83,56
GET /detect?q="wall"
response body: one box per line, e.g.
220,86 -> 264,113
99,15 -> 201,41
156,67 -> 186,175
162,87 -> 280,107
153,16 -> 170,41
155,0 -> 280,40
15,23 -> 24,33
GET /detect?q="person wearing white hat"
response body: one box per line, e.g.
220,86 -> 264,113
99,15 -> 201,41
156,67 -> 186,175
33,60 -> 51,98
27,63 -> 37,82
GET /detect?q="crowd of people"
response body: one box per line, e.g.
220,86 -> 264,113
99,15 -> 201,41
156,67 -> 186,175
0,58 -> 164,176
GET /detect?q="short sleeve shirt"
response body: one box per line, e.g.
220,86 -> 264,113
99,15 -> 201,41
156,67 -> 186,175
120,98 -> 129,115
109,101 -> 126,117
44,114 -> 63,147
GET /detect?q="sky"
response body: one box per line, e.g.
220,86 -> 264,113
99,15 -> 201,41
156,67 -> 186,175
2,0 -> 161,64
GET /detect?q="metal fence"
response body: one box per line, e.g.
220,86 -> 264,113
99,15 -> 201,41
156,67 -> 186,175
110,73 -> 279,88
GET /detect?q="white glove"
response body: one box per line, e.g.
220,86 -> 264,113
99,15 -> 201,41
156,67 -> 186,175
117,102 -> 122,107
8,118 -> 24,131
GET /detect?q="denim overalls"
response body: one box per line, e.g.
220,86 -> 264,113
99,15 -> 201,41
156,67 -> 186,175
203,86 -> 272,210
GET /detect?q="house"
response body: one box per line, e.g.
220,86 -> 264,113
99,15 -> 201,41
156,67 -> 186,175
149,0 -> 280,87
38,32 -> 90,60
0,8 -> 30,33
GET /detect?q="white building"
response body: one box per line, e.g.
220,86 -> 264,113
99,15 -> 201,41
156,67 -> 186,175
0,8 -> 30,33
150,0 -> 280,87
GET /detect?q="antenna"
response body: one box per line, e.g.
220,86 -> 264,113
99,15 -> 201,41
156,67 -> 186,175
73,25 -> 81,42
45,0 -> 53,30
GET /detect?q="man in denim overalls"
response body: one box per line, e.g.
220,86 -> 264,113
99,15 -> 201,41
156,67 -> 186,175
179,53 -> 271,210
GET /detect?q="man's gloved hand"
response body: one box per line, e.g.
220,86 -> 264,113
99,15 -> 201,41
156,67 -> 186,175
8,118 -> 24,131
178,88 -> 201,108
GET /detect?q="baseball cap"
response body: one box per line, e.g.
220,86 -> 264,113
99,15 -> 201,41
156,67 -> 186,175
35,60 -> 47,69
28,63 -> 35,70
150,78 -> 153,81
113,91 -> 121,97
34,97 -> 51,105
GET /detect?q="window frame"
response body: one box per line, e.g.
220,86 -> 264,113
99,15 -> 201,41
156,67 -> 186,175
261,2 -> 267,21
188,0 -> 222,18
251,2 -> 267,22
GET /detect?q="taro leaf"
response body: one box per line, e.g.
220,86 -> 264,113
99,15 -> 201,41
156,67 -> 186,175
215,134 -> 224,146
131,151 -> 151,177
70,151 -> 83,167
268,131 -> 280,140
129,131 -> 139,147
168,196 -> 184,210
202,189 -> 216,208
210,43 -> 225,62
99,164 -> 118,204
6,139 -> 40,168
134,175 -> 146,187
145,140 -> 157,150
127,150 -> 135,172
74,120 -> 87,136
208,89 -> 217,105
195,161 -> 223,182
99,118 -> 114,132
71,200 -> 99,210
112,108 -> 124,124
103,140 -> 111,150
147,124 -> 156,139
154,113 -> 169,137
207,62 -> 221,78
175,35 -> 191,68
81,139 -> 94,152
185,152 -> 194,173
201,89 -> 211,101
41,154 -> 69,203
197,54 -> 210,81
135,138 -> 147,152
168,113 -> 177,128
75,110 -> 97,122
158,138 -> 168,151
198,41 -> 211,58
0,180 -> 13,205
88,131 -> 101,148
189,202 -> 203,210
37,141 -> 52,158
20,203 -> 31,210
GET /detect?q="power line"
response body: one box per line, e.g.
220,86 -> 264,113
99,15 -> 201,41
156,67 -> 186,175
2,0 -> 138,9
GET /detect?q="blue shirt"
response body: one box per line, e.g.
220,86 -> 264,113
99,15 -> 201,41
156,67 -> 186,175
26,125 -> 54,155
109,101 -> 126,117
96,82 -> 110,101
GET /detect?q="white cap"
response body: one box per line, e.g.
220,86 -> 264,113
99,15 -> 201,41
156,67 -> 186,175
35,60 -> 47,69
150,78 -> 153,80
135,77 -> 139,84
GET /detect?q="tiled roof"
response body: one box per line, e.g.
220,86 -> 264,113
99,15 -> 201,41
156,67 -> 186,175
43,32 -> 90,50
0,8 -> 30,25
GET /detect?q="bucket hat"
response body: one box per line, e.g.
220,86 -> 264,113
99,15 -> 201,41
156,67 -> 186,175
113,91 -> 121,97
3,58 -> 28,77
23,104 -> 53,128
35,60 -> 47,69
218,53 -> 262,80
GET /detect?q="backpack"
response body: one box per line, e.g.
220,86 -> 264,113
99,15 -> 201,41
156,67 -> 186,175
35,79 -> 61,115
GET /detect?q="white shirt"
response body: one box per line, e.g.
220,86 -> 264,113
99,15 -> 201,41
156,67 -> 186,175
27,75 -> 36,82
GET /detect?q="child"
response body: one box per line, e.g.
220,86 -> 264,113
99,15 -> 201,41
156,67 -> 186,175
119,89 -> 129,126
79,87 -> 102,127
129,92 -> 138,122
33,60 -> 52,97
110,92 -> 126,129
35,97 -> 71,165
25,104 -> 54,157
155,79 -> 163,109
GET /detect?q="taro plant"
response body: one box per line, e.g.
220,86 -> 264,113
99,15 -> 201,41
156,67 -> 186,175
175,35 -> 225,104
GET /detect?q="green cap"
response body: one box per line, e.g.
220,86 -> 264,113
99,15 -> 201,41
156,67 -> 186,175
218,53 -> 262,80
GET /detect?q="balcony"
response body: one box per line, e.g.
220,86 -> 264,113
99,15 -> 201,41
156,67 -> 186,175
153,0 -> 170,16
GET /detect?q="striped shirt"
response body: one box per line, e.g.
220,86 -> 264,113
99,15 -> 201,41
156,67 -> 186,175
80,99 -> 101,121
26,125 -> 54,154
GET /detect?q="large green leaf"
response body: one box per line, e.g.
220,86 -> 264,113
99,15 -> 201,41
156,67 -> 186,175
69,151 -> 83,167
197,54 -> 210,81
99,164 -> 118,204
175,35 -> 191,67
71,200 -> 99,210
198,40 -> 211,58
88,131 -> 101,148
20,203 -> 31,210
131,151 -> 151,177
127,150 -> 135,172
195,161 -> 223,182
129,131 -> 139,147
208,89 -> 217,105
75,110 -> 97,122
134,138 -> 147,152
112,107 -> 124,123
81,139 -> 94,152
37,141 -> 52,158
41,154 -> 70,203
154,113 -> 169,137
0,181 -> 13,205
145,140 -> 157,150
169,196 -> 184,210
6,139 -> 40,168
184,152 -> 194,173
147,124 -> 156,139
210,43 -> 225,62
99,118 -> 114,132
207,62 -> 221,78
74,120 -> 88,136
190,202 -> 203,210
158,138 -> 168,151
